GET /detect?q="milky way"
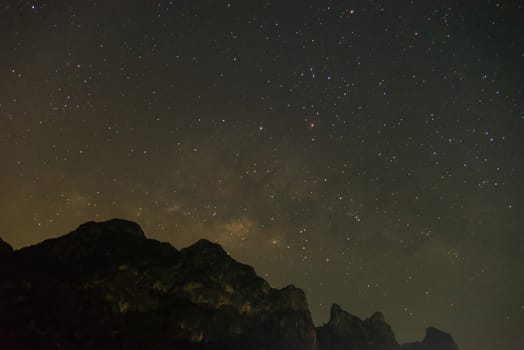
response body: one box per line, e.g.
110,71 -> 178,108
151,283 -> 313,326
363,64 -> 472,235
1,1 -> 523,349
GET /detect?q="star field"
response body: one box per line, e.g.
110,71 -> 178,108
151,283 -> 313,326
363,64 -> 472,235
1,1 -> 523,349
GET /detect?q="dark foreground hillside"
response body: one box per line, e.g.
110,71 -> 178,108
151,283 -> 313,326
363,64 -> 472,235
0,219 -> 459,350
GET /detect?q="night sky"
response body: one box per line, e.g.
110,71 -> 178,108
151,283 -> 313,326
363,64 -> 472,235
1,1 -> 523,349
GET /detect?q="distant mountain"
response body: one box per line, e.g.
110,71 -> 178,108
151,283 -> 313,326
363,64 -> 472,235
402,327 -> 459,350
0,219 -> 459,350
317,304 -> 399,350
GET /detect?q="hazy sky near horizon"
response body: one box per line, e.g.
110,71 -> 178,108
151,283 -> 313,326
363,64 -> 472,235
1,1 -> 523,349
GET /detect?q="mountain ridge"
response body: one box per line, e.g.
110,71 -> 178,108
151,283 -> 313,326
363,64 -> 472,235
0,218 -> 459,350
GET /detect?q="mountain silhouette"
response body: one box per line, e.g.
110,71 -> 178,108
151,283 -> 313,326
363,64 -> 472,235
0,219 -> 459,350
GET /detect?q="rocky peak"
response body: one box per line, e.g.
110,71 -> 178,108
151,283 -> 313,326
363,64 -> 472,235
178,238 -> 265,289
424,327 -> 457,345
369,312 -> 386,323
14,219 -> 175,265
182,238 -> 228,257
75,218 -> 145,238
276,285 -> 310,312
317,304 -> 399,350
365,311 -> 397,347
327,303 -> 363,331
330,303 -> 344,318
402,327 -> 459,350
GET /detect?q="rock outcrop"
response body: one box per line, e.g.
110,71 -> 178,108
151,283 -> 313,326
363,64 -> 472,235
402,327 -> 459,350
0,219 -> 458,350
317,304 -> 399,350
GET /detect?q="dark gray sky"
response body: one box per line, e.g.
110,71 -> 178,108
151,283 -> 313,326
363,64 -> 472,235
1,1 -> 523,349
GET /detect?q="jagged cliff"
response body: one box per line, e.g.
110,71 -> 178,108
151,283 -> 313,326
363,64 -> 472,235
0,219 -> 315,350
402,327 -> 459,350
0,219 -> 459,350
317,304 -> 399,350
